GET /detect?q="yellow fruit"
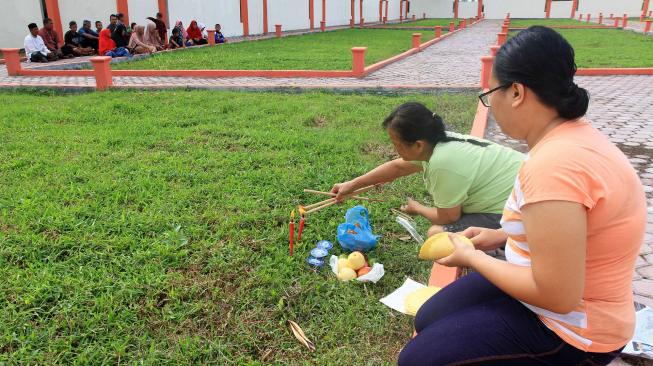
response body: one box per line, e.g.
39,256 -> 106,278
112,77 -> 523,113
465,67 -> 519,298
404,286 -> 441,316
338,258 -> 351,272
347,251 -> 366,270
337,267 -> 357,281
418,232 -> 474,261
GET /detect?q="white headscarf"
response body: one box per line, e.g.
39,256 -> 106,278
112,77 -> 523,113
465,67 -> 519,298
198,22 -> 208,38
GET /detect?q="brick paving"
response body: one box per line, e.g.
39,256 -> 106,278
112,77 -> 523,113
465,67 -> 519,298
0,20 -> 499,90
587,17 -> 652,34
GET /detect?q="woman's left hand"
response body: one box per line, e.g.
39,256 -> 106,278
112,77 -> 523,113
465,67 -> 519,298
436,233 -> 481,268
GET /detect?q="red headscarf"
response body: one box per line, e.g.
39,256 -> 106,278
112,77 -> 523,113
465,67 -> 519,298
99,28 -> 116,56
186,20 -> 202,40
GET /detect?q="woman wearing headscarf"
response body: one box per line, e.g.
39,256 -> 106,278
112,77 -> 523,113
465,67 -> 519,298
186,20 -> 207,45
146,16 -> 167,47
127,25 -> 156,54
99,28 -> 130,57
143,21 -> 165,51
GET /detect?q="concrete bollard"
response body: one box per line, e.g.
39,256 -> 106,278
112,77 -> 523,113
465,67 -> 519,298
497,32 -> 507,46
360,17 -> 365,26
350,18 -> 355,27
480,55 -> 494,89
90,56 -> 113,91
614,18 -> 620,27
434,26 -> 442,38
275,24 -> 282,38
645,20 -> 652,33
207,30 -> 216,45
579,13 -> 583,21
586,14 -> 591,22
449,21 -> 455,32
1,48 -> 22,76
412,33 -> 421,50
599,13 -> 603,24
320,20 -> 326,31
412,14 -> 416,21
623,14 -> 628,28
490,45 -> 500,56
501,24 -> 508,33
351,47 -> 367,77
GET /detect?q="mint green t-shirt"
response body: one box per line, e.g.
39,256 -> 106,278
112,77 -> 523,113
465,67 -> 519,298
414,132 -> 524,214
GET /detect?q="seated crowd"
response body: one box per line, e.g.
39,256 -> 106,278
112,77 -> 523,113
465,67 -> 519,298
23,12 -> 228,63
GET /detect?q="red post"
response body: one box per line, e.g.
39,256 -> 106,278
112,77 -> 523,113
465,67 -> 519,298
400,0 -> 404,22
579,13 -> 582,21
614,18 -> 620,27
44,0 -> 63,45
116,0 -> 130,25
384,0 -> 388,22
623,14 -> 628,28
351,0 -> 356,26
1,48 -> 22,76
240,0 -> 250,37
459,20 -> 464,29
454,0 -> 459,19
434,26 -> 442,38
545,0 -> 552,18
157,0 -> 169,25
497,32 -> 507,45
501,24 -> 508,33
309,0 -> 315,30
449,21 -> 455,32
320,20 -> 326,31
610,13 -> 613,19
480,55 -> 494,89
412,33 -> 421,50
90,56 -> 113,91
359,0 -> 364,26
598,13 -> 603,24
570,0 -> 578,18
587,14 -> 591,22
275,24 -> 282,38
478,0 -> 483,19
490,45 -> 500,56
645,20 -> 652,33
322,0 -> 326,22
644,0 -> 651,19
379,0 -> 383,21
207,30 -> 216,45
351,47 -> 367,77
263,0 -> 268,34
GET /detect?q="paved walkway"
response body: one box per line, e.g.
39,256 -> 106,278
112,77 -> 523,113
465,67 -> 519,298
0,20 -> 500,90
588,17 -> 652,34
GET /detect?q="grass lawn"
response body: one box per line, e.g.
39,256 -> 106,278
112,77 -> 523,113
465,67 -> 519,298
509,28 -> 653,67
0,89 -> 477,364
509,18 -> 594,27
112,29 -> 435,71
383,18 -> 456,27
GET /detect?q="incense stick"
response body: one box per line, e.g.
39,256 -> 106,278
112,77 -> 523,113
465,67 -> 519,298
303,189 -> 383,202
301,184 -> 382,214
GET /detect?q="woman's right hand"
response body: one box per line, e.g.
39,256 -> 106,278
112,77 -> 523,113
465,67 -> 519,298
330,180 -> 358,201
459,227 -> 508,251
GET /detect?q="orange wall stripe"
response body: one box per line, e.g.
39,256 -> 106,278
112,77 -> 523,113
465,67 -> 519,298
157,0 -> 168,25
44,0 -> 63,44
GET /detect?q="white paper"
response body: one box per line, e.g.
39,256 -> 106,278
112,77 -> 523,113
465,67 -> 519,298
328,255 -> 385,283
379,278 -> 426,315
623,306 -> 653,359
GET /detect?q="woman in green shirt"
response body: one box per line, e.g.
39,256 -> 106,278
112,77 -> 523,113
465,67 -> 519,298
331,102 -> 524,236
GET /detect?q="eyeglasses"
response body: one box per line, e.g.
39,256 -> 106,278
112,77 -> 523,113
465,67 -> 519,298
478,83 -> 512,107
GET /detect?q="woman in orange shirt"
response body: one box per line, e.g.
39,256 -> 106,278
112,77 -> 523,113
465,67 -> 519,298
399,26 -> 647,365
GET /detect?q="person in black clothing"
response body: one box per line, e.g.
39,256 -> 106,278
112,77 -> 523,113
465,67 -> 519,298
147,13 -> 167,48
111,13 -> 129,48
78,20 -> 99,51
64,21 -> 95,56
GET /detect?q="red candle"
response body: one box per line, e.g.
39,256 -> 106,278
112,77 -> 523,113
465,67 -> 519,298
297,215 -> 305,242
289,210 -> 295,256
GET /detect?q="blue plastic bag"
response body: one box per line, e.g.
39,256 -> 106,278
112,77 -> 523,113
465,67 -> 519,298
336,206 -> 380,252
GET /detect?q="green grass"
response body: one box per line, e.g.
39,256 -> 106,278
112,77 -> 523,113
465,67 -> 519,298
509,18 -> 594,27
0,89 -> 477,364
112,29 -> 435,71
383,18 -> 456,27
509,28 -> 653,67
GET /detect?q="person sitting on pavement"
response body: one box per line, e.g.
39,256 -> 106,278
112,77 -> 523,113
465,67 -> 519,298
331,102 -> 525,237
186,20 -> 207,45
128,25 -> 157,55
39,18 -> 73,59
168,27 -> 185,49
143,21 -> 165,51
99,28 -> 130,58
64,21 -> 95,56
214,23 -> 227,44
111,13 -> 129,48
24,23 -> 53,62
79,20 -> 99,51
398,26 -> 647,366
107,14 -> 118,33
147,13 -> 168,48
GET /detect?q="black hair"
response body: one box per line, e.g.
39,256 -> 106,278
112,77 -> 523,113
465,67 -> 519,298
43,18 -> 52,25
494,26 -> 589,120
69,21 -> 77,27
172,27 -> 180,34
383,102 -> 489,147
131,22 -> 136,28
116,13 -> 124,19
28,23 -> 38,30
94,20 -> 101,24
156,12 -> 163,18
110,14 -> 117,19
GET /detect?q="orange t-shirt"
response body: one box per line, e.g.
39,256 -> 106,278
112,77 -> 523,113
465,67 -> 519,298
501,119 -> 647,353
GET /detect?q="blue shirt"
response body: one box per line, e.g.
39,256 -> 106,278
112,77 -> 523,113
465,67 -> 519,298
215,32 -> 226,44
78,27 -> 98,38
